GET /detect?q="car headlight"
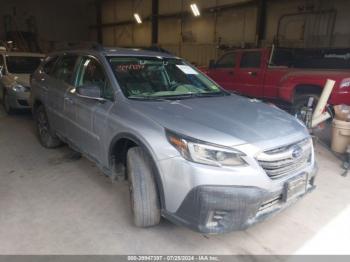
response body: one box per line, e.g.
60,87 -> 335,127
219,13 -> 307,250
166,131 -> 247,167
11,84 -> 27,92
340,78 -> 350,88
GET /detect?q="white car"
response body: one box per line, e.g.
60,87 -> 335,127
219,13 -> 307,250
0,51 -> 44,113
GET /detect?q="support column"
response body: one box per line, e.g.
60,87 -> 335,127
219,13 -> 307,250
151,0 -> 159,45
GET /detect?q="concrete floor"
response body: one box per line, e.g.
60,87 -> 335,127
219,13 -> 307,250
0,109 -> 350,255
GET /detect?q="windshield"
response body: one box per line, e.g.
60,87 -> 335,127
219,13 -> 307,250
108,56 -> 227,99
6,56 -> 42,74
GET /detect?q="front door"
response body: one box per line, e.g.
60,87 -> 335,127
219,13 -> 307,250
66,56 -> 114,162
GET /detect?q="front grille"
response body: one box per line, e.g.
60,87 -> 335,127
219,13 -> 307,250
17,99 -> 29,106
257,139 -> 312,179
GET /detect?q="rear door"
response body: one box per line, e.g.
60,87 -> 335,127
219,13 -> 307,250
34,55 -> 59,110
66,55 -> 114,162
206,52 -> 239,92
235,51 -> 265,97
49,54 -> 79,137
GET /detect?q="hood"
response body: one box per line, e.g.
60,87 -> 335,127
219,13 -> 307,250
12,74 -> 31,86
130,94 -> 308,147
3,73 -> 31,87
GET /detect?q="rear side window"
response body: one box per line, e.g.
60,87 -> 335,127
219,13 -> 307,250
216,53 -> 236,68
52,55 -> 78,84
42,56 -> 58,75
240,52 -> 261,68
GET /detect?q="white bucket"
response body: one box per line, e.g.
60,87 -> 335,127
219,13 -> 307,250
331,119 -> 350,153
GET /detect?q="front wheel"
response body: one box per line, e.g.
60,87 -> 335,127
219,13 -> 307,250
35,105 -> 62,148
127,147 -> 161,227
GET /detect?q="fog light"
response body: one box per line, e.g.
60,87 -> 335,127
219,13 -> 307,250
206,210 -> 227,228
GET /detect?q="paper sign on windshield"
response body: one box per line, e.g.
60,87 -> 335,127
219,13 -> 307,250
176,65 -> 198,75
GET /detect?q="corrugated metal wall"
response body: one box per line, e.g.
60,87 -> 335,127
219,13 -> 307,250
99,0 -> 257,66
98,0 -> 350,66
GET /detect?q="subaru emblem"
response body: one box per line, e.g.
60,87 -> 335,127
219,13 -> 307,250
292,145 -> 303,159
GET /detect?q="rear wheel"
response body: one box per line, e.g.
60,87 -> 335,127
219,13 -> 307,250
35,105 -> 62,148
127,147 -> 161,227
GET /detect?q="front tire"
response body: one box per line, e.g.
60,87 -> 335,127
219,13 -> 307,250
35,105 -> 62,148
127,147 -> 161,227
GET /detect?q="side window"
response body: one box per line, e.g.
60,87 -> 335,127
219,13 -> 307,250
240,52 -> 261,68
52,55 -> 78,84
76,57 -> 114,100
42,56 -> 58,75
216,53 -> 236,68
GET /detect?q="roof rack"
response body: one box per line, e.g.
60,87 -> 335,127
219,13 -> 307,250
53,41 -> 104,52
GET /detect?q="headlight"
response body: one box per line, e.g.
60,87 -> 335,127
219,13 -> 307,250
11,84 -> 27,92
340,78 -> 350,88
166,131 -> 247,167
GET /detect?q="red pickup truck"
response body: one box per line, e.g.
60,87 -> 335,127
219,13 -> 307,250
205,48 -> 350,114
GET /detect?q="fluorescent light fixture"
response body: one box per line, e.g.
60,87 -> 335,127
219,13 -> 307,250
134,13 -> 142,24
190,3 -> 200,17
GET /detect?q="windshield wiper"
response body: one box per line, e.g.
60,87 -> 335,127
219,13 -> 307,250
154,92 -> 229,100
128,96 -> 170,102
193,92 -> 229,97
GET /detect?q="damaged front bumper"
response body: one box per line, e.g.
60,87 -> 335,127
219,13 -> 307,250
163,165 -> 317,234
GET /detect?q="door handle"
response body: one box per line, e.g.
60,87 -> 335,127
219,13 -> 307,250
228,71 -> 234,75
248,71 -> 257,76
64,97 -> 74,104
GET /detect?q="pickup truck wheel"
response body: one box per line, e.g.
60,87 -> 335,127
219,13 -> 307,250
292,94 -> 320,120
127,147 -> 161,227
3,91 -> 13,114
35,105 -> 62,148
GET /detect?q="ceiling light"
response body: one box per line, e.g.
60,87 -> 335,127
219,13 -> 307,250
134,13 -> 142,24
190,3 -> 200,17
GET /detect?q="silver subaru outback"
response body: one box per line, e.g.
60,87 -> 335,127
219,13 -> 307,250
31,47 -> 317,234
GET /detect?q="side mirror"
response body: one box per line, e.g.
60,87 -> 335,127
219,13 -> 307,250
76,84 -> 104,101
209,59 -> 216,69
